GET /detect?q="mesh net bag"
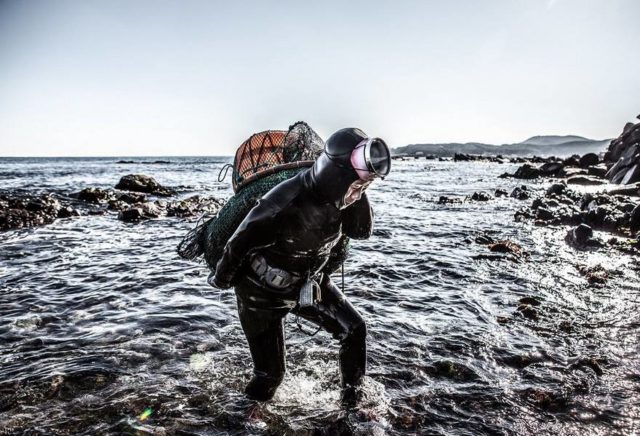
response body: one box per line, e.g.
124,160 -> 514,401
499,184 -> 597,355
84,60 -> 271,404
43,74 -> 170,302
231,121 -> 324,192
203,167 -> 306,268
178,121 -> 350,275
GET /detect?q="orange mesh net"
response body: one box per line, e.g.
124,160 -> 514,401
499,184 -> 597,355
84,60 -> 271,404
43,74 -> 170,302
231,121 -> 324,192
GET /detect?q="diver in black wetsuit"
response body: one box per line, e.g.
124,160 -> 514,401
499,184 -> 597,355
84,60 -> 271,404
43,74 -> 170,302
210,127 -> 390,405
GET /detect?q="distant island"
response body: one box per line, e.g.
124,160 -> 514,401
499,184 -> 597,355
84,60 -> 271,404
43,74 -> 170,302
393,135 -> 611,158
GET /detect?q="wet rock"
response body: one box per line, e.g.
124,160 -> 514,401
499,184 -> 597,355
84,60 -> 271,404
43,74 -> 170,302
621,164 -> 640,185
558,167 -> 589,178
472,254 -> 513,261
140,202 -> 162,218
567,176 -> 605,186
512,164 -> 541,179
516,304 -> 538,320
77,187 -> 116,203
583,204 -> 621,231
114,195 -> 223,222
630,205 -> 640,232
604,121 -> 640,184
587,165 -> 608,178
524,388 -> 569,411
546,182 -> 566,196
495,189 -> 508,197
569,223 -> 592,243
499,353 -> 545,369
488,240 -> 525,257
118,207 -> 145,222
454,153 -> 472,161
579,153 -> 599,168
539,161 -> 564,176
558,320 -> 573,333
536,207 -> 554,221
438,196 -> 462,204
563,155 -> 580,167
579,192 -> 609,210
470,191 -> 492,201
578,264 -> 608,285
545,199 -> 560,208
165,195 -> 224,218
606,183 -> 640,197
510,185 -> 531,200
114,174 -> 175,196
0,193 -> 77,231
617,202 -> 636,213
57,206 -> 79,218
118,192 -> 146,204
519,296 -> 541,306
565,224 -> 603,249
530,198 -> 543,209
107,200 -> 128,211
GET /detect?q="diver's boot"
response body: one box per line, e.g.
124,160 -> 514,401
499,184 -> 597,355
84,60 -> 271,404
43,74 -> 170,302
244,373 -> 284,402
339,322 -> 367,408
340,384 -> 363,409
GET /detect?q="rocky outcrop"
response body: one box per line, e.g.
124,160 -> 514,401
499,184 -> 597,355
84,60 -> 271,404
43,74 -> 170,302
579,153 -> 599,168
115,196 -> 224,222
513,183 -> 639,253
116,160 -> 171,164
454,153 -> 507,163
488,240 -> 525,257
470,191 -> 492,201
77,187 -> 147,204
504,153 -> 604,181
565,224 -> 604,249
604,119 -> 640,184
114,174 -> 175,196
566,176 -> 605,186
510,186 -> 531,200
0,194 -> 79,231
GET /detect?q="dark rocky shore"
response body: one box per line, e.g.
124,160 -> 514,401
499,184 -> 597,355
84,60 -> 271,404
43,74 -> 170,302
503,118 -> 640,255
451,117 -> 640,257
0,173 -> 223,231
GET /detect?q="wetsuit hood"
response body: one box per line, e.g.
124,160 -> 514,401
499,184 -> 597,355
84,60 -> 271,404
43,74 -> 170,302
304,128 -> 367,208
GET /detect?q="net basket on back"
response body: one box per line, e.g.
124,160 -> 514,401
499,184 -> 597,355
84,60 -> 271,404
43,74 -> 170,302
178,121 -> 340,270
232,121 -> 324,193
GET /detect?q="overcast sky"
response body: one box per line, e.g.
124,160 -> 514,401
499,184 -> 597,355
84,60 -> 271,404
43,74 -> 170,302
0,0 -> 638,156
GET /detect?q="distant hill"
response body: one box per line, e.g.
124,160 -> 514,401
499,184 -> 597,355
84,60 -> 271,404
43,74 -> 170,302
519,135 -> 590,146
393,135 -> 611,158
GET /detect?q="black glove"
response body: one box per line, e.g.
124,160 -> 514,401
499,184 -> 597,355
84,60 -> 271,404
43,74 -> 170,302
207,272 -> 232,289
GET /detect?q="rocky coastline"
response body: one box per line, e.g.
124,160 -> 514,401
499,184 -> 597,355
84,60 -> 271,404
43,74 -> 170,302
0,173 -> 223,231
3,118 -> 639,257
431,118 -> 640,258
500,118 -> 640,255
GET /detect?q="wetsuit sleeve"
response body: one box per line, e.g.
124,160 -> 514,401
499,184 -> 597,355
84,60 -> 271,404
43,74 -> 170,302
341,192 -> 373,240
212,198 -> 280,289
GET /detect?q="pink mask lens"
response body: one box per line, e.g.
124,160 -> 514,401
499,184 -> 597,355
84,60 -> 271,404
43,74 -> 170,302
350,142 -> 375,181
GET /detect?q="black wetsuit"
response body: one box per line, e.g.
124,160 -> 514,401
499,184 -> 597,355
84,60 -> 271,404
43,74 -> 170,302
213,127 -> 374,402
